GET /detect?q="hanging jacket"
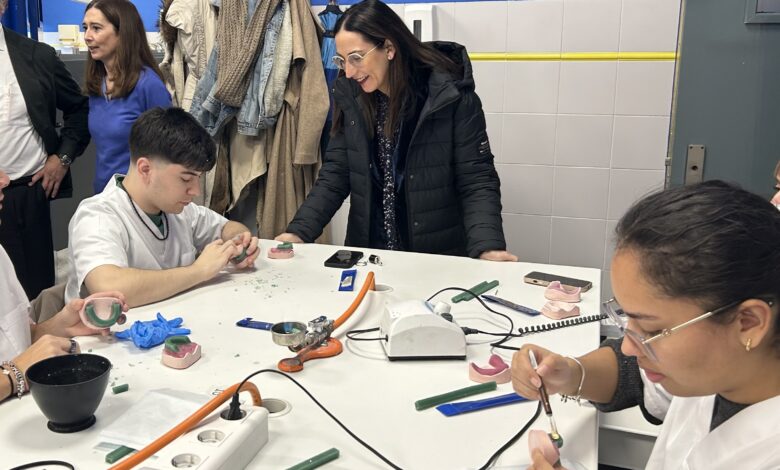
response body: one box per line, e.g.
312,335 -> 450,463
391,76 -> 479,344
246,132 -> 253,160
286,42 -> 507,257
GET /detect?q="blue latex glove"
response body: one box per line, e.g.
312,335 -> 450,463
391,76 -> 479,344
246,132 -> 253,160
114,312 -> 191,349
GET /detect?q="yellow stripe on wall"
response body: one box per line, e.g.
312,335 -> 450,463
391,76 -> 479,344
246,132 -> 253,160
469,52 -> 677,61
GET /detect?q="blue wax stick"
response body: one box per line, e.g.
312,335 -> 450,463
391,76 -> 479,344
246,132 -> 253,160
436,393 -> 528,417
236,318 -> 274,330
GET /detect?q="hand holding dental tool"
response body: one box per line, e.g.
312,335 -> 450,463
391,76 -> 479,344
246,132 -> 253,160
529,349 -> 563,446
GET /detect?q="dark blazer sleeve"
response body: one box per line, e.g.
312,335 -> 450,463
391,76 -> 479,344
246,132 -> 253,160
285,129 -> 351,242
452,89 -> 507,258
40,45 -> 90,159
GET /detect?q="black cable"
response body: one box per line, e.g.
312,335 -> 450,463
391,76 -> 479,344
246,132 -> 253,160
477,402 -> 543,470
346,326 -> 387,341
232,369 -> 403,470
426,287 -> 516,349
10,461 -> 75,470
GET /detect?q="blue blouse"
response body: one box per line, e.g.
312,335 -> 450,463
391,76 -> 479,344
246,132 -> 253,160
88,66 -> 171,193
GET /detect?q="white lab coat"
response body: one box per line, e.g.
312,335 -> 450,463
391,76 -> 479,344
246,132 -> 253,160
0,245 -> 31,361
647,393 -> 780,469
65,176 -> 228,302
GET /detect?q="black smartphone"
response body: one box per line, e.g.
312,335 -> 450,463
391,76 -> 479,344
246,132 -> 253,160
324,249 -> 363,269
523,271 -> 593,292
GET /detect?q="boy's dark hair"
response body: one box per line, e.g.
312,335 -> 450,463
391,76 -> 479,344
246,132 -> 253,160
129,107 -> 216,172
616,180 -> 780,353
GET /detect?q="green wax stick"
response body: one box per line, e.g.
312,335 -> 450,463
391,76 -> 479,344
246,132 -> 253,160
105,445 -> 135,463
415,381 -> 497,411
277,242 -> 293,250
286,448 -> 340,470
451,280 -> 500,303
112,383 -> 129,394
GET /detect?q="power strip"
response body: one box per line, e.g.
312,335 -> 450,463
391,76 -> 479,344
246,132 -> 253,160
135,405 -> 269,470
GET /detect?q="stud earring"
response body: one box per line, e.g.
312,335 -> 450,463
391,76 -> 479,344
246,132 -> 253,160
745,338 -> 752,352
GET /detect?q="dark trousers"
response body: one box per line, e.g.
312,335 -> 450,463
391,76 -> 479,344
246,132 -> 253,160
0,177 -> 55,300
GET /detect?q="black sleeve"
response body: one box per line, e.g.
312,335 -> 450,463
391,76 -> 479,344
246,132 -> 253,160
44,45 -> 90,158
451,90 -> 506,258
591,337 -> 664,425
285,129 -> 351,242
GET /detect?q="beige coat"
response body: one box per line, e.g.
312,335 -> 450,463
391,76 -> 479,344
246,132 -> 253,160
213,0 -> 329,239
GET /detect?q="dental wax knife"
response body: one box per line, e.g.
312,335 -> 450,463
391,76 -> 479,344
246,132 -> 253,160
529,350 -> 561,442
436,392 -> 528,417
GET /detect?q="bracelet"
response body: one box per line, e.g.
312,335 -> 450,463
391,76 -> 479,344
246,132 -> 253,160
3,368 -> 13,400
1,361 -> 26,399
560,356 -> 585,405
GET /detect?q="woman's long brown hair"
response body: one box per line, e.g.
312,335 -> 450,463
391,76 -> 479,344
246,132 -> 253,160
332,0 -> 461,137
83,0 -> 163,98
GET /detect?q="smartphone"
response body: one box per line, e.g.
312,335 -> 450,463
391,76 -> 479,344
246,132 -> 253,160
481,294 -> 541,316
523,271 -> 593,292
324,250 -> 363,269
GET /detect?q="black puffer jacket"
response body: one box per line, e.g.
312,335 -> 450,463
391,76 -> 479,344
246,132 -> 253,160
286,42 -> 506,257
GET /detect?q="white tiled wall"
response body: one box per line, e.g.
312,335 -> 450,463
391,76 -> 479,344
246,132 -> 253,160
314,0 -> 681,301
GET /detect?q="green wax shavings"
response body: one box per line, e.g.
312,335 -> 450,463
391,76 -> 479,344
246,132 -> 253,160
112,383 -> 129,394
277,242 -> 293,250
164,335 -> 191,352
286,448 -> 340,470
105,445 -> 134,463
415,381 -> 497,411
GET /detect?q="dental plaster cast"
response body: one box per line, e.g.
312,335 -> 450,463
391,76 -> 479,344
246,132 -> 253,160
469,354 -> 511,384
80,294 -> 126,329
161,336 -> 201,369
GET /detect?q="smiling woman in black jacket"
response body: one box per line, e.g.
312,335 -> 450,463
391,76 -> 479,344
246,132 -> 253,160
276,0 -> 515,260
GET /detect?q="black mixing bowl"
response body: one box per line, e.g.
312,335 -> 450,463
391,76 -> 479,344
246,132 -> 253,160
26,353 -> 112,433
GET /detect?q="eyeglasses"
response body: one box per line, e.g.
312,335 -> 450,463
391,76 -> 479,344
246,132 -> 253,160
332,43 -> 380,70
602,297 -> 774,362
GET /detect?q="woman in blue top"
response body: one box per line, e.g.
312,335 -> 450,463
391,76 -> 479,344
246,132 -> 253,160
83,0 -> 171,194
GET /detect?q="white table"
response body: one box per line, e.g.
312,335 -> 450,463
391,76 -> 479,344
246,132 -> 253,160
3,241 -> 602,469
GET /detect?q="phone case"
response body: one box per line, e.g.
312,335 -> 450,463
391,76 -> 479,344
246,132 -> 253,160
324,250 -> 363,268
523,271 -> 592,292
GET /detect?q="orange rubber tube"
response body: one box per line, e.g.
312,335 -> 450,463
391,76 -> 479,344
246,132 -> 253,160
333,271 -> 376,329
108,382 -> 262,470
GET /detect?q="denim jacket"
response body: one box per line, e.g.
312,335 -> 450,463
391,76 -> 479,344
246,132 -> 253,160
190,0 -> 286,136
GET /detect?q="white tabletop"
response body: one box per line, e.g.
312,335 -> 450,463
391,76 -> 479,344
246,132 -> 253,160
3,241 -> 602,469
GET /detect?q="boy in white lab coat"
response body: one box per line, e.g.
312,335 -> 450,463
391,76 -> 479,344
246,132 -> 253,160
512,180 -> 780,470
65,107 -> 259,307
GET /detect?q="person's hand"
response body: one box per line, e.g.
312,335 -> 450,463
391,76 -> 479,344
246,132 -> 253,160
527,449 -> 565,470
479,250 -> 518,262
13,335 -> 76,384
229,232 -> 260,269
511,345 -> 579,400
29,154 -> 68,198
193,239 -> 239,280
274,233 -> 304,244
33,291 -> 129,340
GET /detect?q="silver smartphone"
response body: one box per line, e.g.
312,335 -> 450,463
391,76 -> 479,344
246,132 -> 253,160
523,271 -> 593,292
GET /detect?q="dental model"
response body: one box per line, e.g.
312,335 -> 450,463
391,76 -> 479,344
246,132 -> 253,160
80,295 -> 126,329
543,281 -> 582,302
162,336 -> 202,369
469,354 -> 511,384
540,301 -> 581,320
268,242 -> 294,259
528,429 -> 562,466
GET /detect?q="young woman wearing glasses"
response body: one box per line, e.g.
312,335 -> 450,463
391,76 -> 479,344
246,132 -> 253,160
512,180 -> 780,469
275,0 -> 516,261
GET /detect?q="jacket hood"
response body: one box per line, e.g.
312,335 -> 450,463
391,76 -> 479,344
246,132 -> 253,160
427,41 -> 474,93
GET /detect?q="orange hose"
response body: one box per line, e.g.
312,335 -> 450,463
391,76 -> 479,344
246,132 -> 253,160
333,271 -> 376,329
108,382 -> 262,470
